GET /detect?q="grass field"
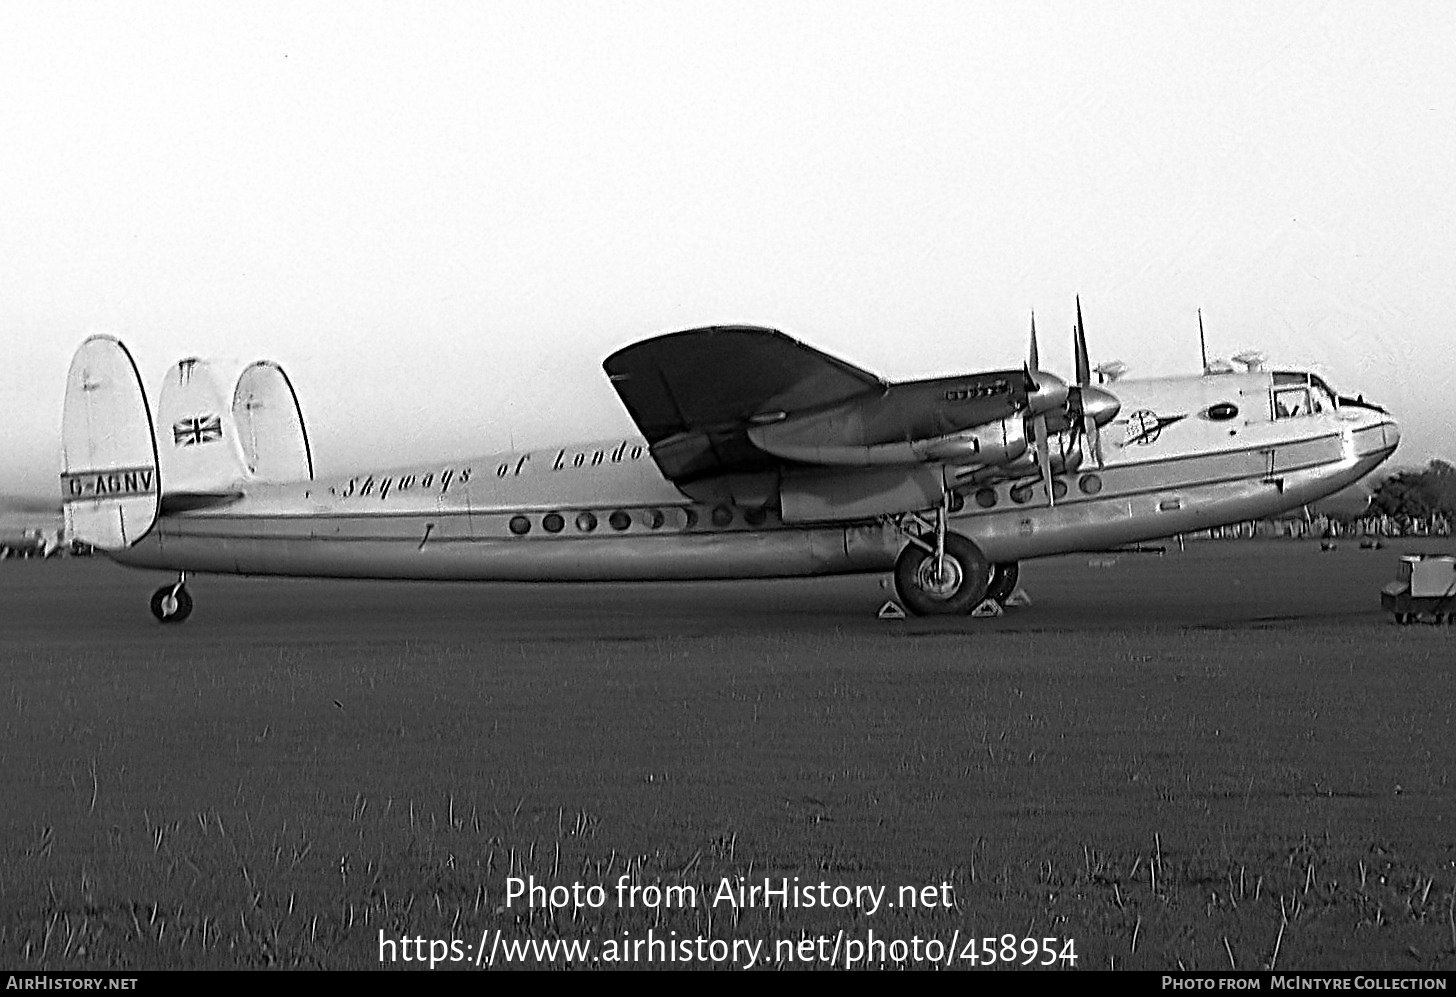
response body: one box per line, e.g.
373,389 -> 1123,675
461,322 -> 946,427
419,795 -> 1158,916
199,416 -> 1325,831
2,540 -> 1454,970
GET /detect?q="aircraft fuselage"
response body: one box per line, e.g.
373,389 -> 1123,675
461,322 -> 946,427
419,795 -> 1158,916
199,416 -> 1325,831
111,370 -> 1400,582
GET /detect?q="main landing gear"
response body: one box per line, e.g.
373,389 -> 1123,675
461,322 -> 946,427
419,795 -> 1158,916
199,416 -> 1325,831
889,499 -> 993,616
149,574 -> 193,624
986,561 -> 1019,605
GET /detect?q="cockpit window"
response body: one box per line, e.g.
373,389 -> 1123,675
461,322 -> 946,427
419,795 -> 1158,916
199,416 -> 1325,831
1309,376 -> 1337,414
1273,386 -> 1310,419
1272,372 -> 1337,419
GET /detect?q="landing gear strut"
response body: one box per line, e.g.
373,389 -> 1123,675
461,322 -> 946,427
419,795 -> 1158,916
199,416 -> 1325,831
149,574 -> 193,624
890,498 -> 991,616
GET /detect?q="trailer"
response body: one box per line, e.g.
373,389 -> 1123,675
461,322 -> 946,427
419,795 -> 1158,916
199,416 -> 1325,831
1381,555 -> 1456,625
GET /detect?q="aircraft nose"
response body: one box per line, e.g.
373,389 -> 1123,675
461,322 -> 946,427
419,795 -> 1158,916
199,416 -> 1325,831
1382,416 -> 1400,454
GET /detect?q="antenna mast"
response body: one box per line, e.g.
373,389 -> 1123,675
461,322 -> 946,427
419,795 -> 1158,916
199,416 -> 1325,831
1198,309 -> 1208,374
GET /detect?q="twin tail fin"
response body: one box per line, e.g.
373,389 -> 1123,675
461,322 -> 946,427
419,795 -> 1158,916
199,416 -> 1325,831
61,338 -> 313,550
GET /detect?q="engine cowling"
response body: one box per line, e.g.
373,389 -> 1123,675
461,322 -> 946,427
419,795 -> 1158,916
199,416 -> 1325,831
749,413 -> 1029,469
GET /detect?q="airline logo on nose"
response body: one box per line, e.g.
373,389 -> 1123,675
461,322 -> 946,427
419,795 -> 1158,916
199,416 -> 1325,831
1122,410 -> 1186,447
173,415 -> 223,447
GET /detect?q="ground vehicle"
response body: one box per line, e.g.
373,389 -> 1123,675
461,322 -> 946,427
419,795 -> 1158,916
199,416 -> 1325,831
1381,555 -> 1456,624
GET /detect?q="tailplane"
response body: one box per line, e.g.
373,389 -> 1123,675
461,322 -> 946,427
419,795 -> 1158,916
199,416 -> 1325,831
61,336 -> 161,550
232,361 -> 314,482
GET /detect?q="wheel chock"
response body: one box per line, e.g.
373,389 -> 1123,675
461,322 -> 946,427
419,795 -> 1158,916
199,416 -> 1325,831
876,601 -> 906,620
970,599 -> 1003,618
1002,587 -> 1033,608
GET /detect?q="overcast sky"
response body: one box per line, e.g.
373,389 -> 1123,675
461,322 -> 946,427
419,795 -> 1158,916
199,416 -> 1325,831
3,1 -> 1452,509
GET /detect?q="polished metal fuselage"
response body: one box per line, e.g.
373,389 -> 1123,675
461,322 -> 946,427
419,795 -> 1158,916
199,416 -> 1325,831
113,372 -> 1400,581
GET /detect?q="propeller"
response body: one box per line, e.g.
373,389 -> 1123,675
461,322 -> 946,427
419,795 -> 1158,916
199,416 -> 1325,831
1015,302 -> 1116,504
1026,312 -> 1056,506
1066,296 -> 1120,468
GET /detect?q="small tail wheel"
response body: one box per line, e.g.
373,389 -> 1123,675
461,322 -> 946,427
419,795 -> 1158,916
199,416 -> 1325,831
893,532 -> 991,616
150,584 -> 193,624
986,561 -> 1020,606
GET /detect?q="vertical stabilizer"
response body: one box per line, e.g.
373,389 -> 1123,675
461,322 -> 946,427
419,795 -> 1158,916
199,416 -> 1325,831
157,358 -> 250,499
233,361 -> 314,482
61,336 -> 161,549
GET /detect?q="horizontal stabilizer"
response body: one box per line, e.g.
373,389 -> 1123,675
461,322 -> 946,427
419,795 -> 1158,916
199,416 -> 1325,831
233,361 -> 314,482
159,358 -> 251,497
61,336 -> 160,549
160,491 -> 244,514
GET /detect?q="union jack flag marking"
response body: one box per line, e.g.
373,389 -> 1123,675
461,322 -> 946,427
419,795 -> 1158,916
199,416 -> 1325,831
173,415 -> 223,447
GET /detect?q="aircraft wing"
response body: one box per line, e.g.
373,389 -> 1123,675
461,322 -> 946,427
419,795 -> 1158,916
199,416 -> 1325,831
604,326 -> 886,483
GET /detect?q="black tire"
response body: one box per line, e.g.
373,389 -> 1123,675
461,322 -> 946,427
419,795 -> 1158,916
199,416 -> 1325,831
893,532 -> 991,616
986,561 -> 1020,605
150,585 -> 193,624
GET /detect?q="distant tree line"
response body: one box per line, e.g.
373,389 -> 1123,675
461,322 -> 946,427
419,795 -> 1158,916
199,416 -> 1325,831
1370,459 -> 1456,521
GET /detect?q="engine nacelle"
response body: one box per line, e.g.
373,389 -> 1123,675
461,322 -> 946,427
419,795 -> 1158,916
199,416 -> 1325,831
750,414 -> 1028,468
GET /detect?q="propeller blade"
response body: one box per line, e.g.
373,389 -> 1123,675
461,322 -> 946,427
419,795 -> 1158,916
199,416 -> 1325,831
1084,409 -> 1102,466
1072,296 -> 1107,468
1074,296 -> 1091,386
1031,412 -> 1054,507
1029,312 -> 1041,371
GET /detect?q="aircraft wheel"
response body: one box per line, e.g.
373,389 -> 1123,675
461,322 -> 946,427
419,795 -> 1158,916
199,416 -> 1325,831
150,584 -> 193,624
894,532 -> 991,616
986,561 -> 1020,605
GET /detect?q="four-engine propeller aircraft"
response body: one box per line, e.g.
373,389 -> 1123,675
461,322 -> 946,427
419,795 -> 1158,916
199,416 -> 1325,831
60,304 -> 1400,621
